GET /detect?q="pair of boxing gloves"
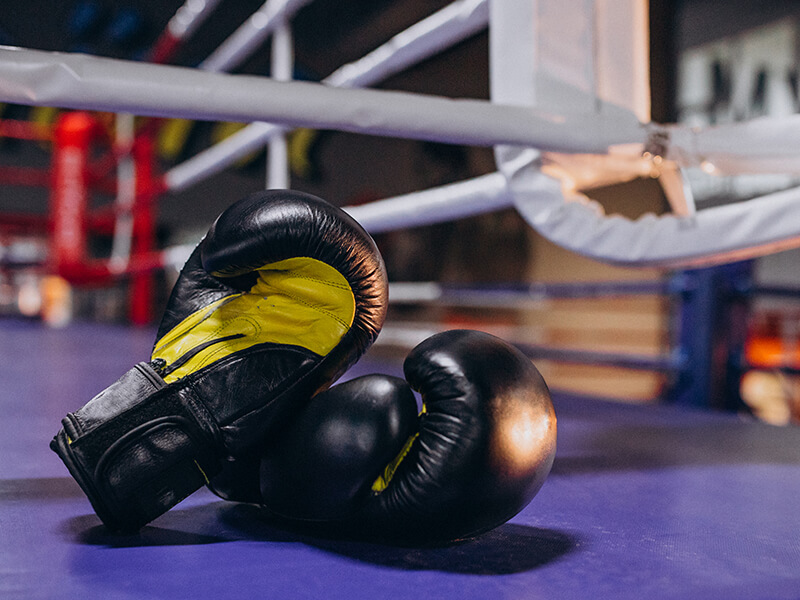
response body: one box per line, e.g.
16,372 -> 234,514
51,190 -> 556,545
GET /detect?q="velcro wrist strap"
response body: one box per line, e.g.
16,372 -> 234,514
50,363 -> 222,532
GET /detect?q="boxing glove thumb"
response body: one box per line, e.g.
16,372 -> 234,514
259,374 -> 418,522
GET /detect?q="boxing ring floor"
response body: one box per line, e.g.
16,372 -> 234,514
2,319 -> 799,600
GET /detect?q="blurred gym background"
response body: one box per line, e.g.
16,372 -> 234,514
0,0 -> 799,423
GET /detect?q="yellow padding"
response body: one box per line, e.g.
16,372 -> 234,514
152,257 -> 356,383
371,432 -> 419,493
371,401 -> 426,493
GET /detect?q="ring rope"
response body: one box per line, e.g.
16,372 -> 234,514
1,0 -> 800,269
165,0 -> 490,191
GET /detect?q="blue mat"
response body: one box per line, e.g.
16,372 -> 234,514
2,320 -> 799,599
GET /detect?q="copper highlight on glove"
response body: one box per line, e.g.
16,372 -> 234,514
492,395 -> 556,479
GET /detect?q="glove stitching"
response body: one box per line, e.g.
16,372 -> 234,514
275,270 -> 351,291
165,282 -> 347,376
258,269 -> 353,329
278,292 -> 351,329
195,338 -> 245,371
192,315 -> 262,372
179,380 -> 221,442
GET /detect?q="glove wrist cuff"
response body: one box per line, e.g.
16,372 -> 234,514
50,363 -> 222,532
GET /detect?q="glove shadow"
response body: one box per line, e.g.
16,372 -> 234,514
63,499 -> 578,575
63,500 -> 237,548
219,503 -> 578,575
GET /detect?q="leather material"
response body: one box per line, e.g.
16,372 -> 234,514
60,363 -> 166,441
259,375 -> 418,521
51,363 -> 220,531
51,190 -> 388,531
253,330 -> 557,546
363,330 -> 557,543
158,190 -> 386,352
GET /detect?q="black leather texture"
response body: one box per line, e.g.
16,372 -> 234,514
50,190 -> 388,532
363,329 -> 557,543
258,375 -> 418,521
248,330 -> 557,546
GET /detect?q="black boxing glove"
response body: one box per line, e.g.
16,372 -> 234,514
50,190 -> 387,532
252,330 -> 557,545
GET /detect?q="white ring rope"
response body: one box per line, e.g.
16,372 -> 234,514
498,147 -> 800,267
344,171 -> 511,234
344,153 -> 800,268
665,117 -> 800,174
266,20 -> 293,190
166,0 -> 224,43
166,0 -> 491,191
324,0 -> 488,89
0,0 -> 799,269
198,0 -> 311,73
0,47 -> 645,151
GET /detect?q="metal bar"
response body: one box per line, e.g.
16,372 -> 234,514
266,20 -> 292,190
198,0 -> 311,73
515,343 -> 684,372
388,279 -> 676,308
749,285 -> 800,299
